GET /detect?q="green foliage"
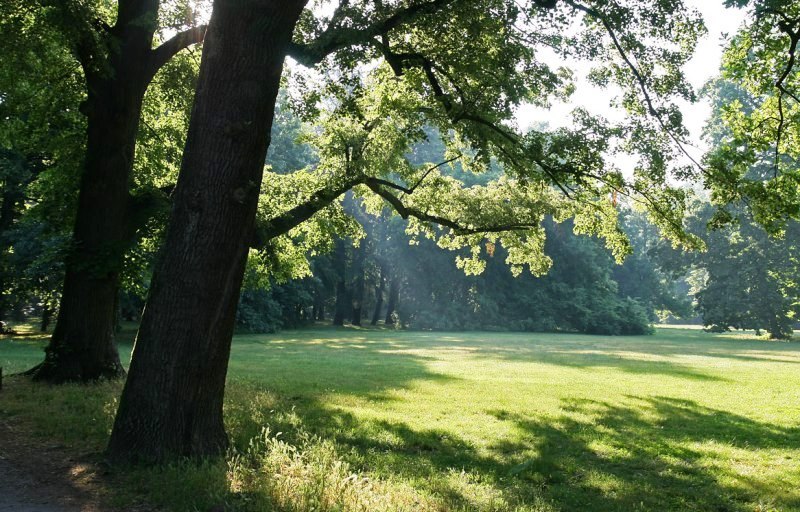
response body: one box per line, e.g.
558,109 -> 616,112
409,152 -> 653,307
705,1 -> 800,229
283,0 -> 711,278
0,0 -> 203,314
612,210 -> 694,321
354,213 -> 655,335
694,207 -> 800,339
237,278 -> 319,333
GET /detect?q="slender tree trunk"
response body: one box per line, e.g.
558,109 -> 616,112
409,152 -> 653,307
107,0 -> 307,462
385,276 -> 400,325
332,238 -> 349,326
371,265 -> 385,326
312,289 -> 325,321
351,244 -> 366,326
333,281 -> 349,326
40,305 -> 53,333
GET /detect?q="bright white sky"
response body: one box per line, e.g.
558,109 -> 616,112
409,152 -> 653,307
516,0 -> 747,161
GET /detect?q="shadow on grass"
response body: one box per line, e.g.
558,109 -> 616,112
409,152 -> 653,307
488,396 -> 799,511
228,332 -> 459,399
305,327 -> 800,372
239,392 -> 799,511
216,329 -> 799,509
4,327 -> 798,511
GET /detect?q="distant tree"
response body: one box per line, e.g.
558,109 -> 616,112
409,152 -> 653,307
613,210 -> 693,321
694,206 -> 800,339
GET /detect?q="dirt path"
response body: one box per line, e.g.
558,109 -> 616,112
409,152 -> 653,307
0,456 -> 80,512
0,421 -> 132,512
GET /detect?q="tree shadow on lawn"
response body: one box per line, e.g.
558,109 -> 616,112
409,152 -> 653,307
228,332 -> 460,399
241,391 -> 800,511
501,395 -> 800,511
219,329 -> 800,509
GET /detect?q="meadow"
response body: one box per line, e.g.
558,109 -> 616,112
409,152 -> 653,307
1,325 -> 799,511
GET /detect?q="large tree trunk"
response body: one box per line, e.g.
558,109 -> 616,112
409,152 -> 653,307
28,1 -> 206,383
32,105 -> 140,382
28,0 -> 169,383
107,0 -> 307,462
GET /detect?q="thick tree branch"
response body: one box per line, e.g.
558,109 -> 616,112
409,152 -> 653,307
252,176 -> 366,247
148,25 -> 207,78
288,0 -> 456,66
365,178 -> 536,235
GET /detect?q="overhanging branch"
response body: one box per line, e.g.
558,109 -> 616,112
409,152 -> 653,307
252,176 -> 366,247
288,0 -> 456,66
365,178 -> 537,235
148,25 -> 207,78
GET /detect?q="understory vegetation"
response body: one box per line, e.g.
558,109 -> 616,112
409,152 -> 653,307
2,325 -> 798,511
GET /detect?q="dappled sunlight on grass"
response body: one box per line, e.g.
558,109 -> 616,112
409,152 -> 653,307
2,325 -> 799,510
221,326 -> 800,510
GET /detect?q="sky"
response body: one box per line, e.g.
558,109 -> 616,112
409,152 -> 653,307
516,0 -> 747,162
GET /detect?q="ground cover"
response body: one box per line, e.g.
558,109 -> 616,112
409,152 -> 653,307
1,325 -> 798,511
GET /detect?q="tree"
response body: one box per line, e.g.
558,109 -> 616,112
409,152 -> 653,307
690,204 -> 800,339
613,210 -> 693,321
2,0 -> 206,382
695,5 -> 800,337
705,0 -> 800,229
107,0 -> 708,461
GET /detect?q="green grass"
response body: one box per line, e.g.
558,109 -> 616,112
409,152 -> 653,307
1,325 -> 799,511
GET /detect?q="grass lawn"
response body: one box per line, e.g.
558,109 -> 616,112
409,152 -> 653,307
1,325 -> 799,511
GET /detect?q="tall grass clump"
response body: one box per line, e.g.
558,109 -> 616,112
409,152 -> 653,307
226,427 -> 429,512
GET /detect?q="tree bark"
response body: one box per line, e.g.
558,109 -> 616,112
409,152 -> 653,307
385,276 -> 400,325
107,0 -> 307,462
31,17 -> 155,382
28,1 -> 206,383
